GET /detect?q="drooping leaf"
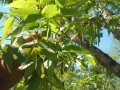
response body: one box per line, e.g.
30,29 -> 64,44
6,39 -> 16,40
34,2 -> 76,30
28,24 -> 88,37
2,44 -> 13,72
0,12 -> 3,19
55,0 -> 65,8
10,8 -> 40,17
42,5 -> 58,18
26,74 -> 41,90
48,73 -> 65,90
45,61 -> 55,79
12,47 -> 25,64
86,54 -> 97,66
24,62 -> 35,78
49,23 -> 61,34
1,17 -> 14,43
80,59 -> 88,70
6,0 -> 38,8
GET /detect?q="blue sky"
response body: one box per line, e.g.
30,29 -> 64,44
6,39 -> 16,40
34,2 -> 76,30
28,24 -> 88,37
0,4 -> 112,52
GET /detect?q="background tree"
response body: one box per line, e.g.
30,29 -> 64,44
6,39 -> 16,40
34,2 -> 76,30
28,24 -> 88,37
0,0 -> 120,90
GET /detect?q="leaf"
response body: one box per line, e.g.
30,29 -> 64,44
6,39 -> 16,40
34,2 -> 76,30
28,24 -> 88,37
25,21 -> 39,30
0,12 -> 3,19
40,0 -> 52,5
45,61 -> 55,79
23,14 -> 42,24
10,8 -> 40,17
2,45 -> 13,72
1,17 -> 14,43
6,0 -> 38,8
55,0 -> 65,8
24,62 -> 35,78
62,45 -> 92,54
42,5 -> 58,18
12,47 -> 25,64
49,23 -> 61,34
48,73 -> 65,89
80,59 -> 88,70
67,0 -> 86,6
26,74 -> 41,90
86,54 -> 97,66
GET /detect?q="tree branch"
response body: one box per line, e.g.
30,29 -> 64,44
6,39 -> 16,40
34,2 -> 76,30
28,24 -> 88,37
97,1 -> 120,40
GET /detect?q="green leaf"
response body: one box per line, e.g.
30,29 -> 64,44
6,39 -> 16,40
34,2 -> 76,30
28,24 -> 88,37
1,17 -> 14,43
26,74 -> 41,90
67,0 -> 86,6
48,73 -> 65,89
10,8 -> 40,17
24,62 -> 35,78
55,0 -> 65,8
49,23 -> 61,34
86,54 -> 97,66
6,0 -> 38,8
25,21 -> 39,30
2,45 -> 13,72
80,59 -> 88,70
12,47 -> 25,64
23,14 -> 42,24
45,61 -> 55,79
107,15 -> 119,35
42,5 -> 58,18
62,45 -> 92,54
40,0 -> 52,5
0,12 -> 3,19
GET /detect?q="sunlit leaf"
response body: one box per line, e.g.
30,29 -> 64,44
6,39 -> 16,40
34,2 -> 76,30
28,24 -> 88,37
55,0 -> 65,8
42,5 -> 58,18
10,8 -> 40,17
40,0 -> 51,5
6,0 -> 38,8
1,17 -> 14,43
86,54 -> 97,66
67,0 -> 86,6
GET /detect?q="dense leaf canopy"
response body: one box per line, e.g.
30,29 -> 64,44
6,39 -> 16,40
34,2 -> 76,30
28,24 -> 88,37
0,0 -> 120,90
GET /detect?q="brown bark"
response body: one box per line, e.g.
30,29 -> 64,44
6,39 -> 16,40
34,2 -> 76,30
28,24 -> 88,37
0,60 -> 24,90
0,33 -> 41,89
97,1 -> 120,40
84,45 -> 120,77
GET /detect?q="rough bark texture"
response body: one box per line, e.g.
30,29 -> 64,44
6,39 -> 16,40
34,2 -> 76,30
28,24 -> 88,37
85,45 -> 120,77
97,1 -> 120,40
0,59 -> 24,90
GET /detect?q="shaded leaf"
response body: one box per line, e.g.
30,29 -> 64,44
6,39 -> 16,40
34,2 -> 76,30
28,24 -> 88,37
26,74 -> 41,90
0,12 -> 3,19
23,14 -> 42,24
24,62 -> 35,78
63,45 -> 92,54
2,44 -> 13,72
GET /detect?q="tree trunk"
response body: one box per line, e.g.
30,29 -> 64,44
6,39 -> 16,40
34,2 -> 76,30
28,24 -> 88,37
0,59 -> 24,90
